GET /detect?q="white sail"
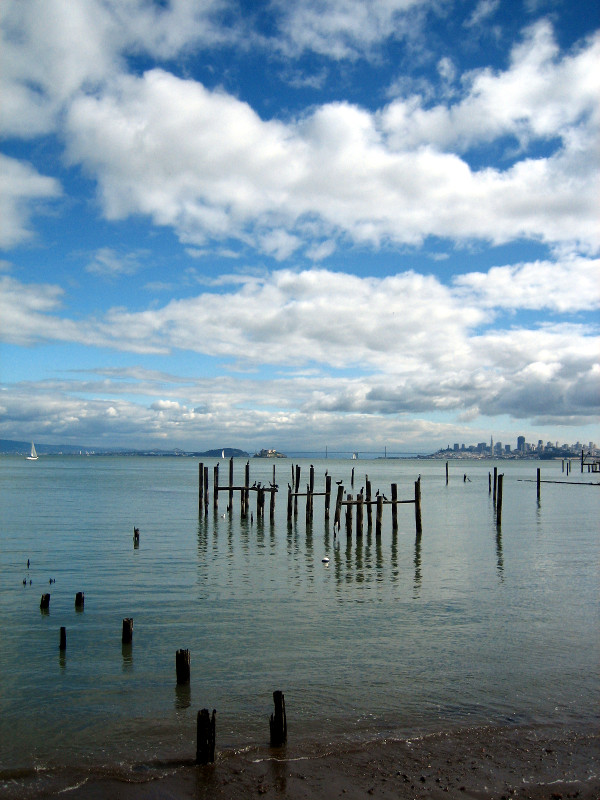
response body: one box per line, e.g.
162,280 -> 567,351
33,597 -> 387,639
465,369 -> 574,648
27,442 -> 38,460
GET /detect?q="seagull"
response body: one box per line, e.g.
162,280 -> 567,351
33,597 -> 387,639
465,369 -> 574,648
336,479 -> 343,485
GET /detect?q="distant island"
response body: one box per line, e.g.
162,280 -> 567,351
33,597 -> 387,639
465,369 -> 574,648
0,439 -> 249,458
253,448 -> 287,458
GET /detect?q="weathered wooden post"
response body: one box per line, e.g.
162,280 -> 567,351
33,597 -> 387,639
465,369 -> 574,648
493,466 -> 498,504
365,477 -> 372,527
196,709 -> 216,764
414,479 -> 422,535
305,483 -> 311,524
228,458 -> 234,511
537,467 -> 541,500
75,591 -> 84,609
581,449 -> 584,473
122,617 -> 133,644
204,466 -> 209,514
334,484 -> 344,528
287,484 -> 293,520
391,483 -> 398,531
270,486 -> 276,522
446,461 -> 449,485
309,465 -> 315,522
270,691 -> 287,746
213,464 -> 219,510
356,492 -> 363,536
325,474 -> 332,520
244,461 -> 250,517
496,474 -> 503,527
376,495 -> 383,537
59,626 -> 66,650
346,495 -> 353,536
294,465 -> 301,517
488,472 -> 492,493
40,593 -> 50,610
176,649 -> 190,684
561,459 -> 564,473
351,467 -> 355,488
198,462 -> 204,512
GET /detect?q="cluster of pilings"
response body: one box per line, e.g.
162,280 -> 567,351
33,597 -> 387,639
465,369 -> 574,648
198,459 -> 423,535
198,459 -> 277,521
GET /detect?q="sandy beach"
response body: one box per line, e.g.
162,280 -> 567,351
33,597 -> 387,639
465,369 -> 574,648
35,723 -> 598,800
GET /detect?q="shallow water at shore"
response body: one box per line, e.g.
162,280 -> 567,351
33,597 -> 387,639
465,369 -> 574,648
1,455 -> 598,797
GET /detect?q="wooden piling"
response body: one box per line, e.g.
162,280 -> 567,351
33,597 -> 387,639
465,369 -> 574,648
325,474 -> 332,520
346,494 -> 353,537
334,484 -> 344,528
287,484 -> 292,520
75,591 -> 84,609
269,691 -> 287,746
365,477 -> 372,527
204,467 -> 209,514
488,472 -> 491,493
537,467 -> 541,500
356,493 -> 364,536
244,461 -> 250,517
40,593 -> 50,609
294,465 -> 301,516
391,483 -> 398,530
213,464 -> 219,510
496,474 -> 503,527
375,495 -> 383,537
446,461 -> 449,485
351,467 -> 355,488
270,485 -> 276,522
493,466 -> 498,504
122,617 -> 133,644
198,462 -> 204,512
414,479 -> 422,535
176,649 -> 190,684
229,458 -> 234,511
59,626 -> 66,650
196,709 -> 216,764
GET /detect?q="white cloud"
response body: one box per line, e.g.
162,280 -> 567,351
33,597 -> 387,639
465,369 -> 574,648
0,0 -> 238,137
60,22 -> 600,257
273,0 -> 430,60
85,247 -> 146,277
464,0 -> 500,29
454,254 -> 600,312
0,155 -> 62,247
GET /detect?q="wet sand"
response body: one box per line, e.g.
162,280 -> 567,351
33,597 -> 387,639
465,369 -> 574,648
43,724 -> 598,799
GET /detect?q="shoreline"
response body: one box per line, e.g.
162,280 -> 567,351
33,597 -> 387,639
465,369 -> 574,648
5,722 -> 598,799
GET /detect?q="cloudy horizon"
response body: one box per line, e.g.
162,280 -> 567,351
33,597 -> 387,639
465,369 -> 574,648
1,0 -> 598,453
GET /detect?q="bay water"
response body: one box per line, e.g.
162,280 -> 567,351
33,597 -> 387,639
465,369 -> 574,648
0,455 -> 598,795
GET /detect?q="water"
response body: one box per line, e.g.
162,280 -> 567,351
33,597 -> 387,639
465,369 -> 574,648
0,456 -> 598,795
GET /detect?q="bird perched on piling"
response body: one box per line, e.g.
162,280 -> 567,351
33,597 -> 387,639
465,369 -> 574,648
336,479 -> 343,485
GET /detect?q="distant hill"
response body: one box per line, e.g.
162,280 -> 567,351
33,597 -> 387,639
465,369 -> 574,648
0,439 -> 249,457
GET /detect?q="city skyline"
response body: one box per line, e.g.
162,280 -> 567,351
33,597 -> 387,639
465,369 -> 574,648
1,0 -> 599,452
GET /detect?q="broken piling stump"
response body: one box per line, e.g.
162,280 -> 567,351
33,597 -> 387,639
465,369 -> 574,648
40,593 -> 50,610
196,708 -> 216,764
59,626 -> 66,650
122,617 -> 133,644
269,690 -> 287,746
176,648 -> 191,684
75,591 -> 84,609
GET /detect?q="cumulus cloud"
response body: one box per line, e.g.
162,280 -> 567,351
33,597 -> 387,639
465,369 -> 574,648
0,155 -> 62,248
61,22 -> 600,256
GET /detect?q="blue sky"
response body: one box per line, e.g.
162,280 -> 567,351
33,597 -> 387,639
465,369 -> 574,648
1,0 -> 599,453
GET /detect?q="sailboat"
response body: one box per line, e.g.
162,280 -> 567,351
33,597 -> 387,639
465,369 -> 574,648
221,449 -> 225,459
26,442 -> 38,461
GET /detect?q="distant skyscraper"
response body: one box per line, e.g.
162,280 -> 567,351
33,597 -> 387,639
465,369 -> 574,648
517,435 -> 525,452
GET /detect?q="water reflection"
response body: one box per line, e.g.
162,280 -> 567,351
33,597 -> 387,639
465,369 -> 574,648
495,529 -> 504,580
174,682 -> 191,710
413,533 -> 422,597
121,643 -> 133,670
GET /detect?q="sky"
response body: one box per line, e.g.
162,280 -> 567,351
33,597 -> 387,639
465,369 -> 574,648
1,0 -> 599,455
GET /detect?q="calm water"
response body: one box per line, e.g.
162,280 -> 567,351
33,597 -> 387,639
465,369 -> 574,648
0,455 -> 598,794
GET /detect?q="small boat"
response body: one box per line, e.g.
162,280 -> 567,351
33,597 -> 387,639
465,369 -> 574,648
26,442 -> 38,461
222,449 -> 225,458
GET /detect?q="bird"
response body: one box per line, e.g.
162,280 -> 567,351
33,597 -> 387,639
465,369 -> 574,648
336,479 -> 343,485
